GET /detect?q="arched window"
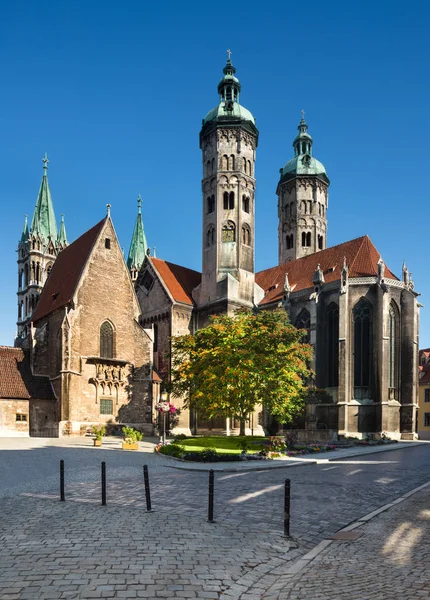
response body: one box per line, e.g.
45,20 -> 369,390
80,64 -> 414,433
247,160 -> 252,175
302,232 -> 306,247
327,303 -> 339,386
228,191 -> 234,209
242,196 -> 250,213
222,155 -> 228,170
207,196 -> 215,214
100,321 -> 114,359
306,232 -> 311,247
18,270 -> 23,289
206,226 -> 215,247
388,303 -> 398,391
229,155 -> 235,170
353,298 -> 372,388
243,157 -> 247,172
24,264 -> 28,286
301,201 -> 307,214
318,235 -> 323,250
295,310 -> 311,343
222,221 -> 236,243
241,225 -> 251,246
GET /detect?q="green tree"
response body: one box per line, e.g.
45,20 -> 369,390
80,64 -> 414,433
170,308 -> 313,435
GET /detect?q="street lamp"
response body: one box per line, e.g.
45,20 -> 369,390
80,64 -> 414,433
160,390 -> 169,445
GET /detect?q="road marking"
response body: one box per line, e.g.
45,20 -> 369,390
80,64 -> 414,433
321,466 -> 338,471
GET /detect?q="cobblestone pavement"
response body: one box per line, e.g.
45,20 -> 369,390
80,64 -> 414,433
0,439 -> 430,599
258,484 -> 430,600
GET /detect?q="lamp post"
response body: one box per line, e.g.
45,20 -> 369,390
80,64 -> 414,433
160,391 -> 169,445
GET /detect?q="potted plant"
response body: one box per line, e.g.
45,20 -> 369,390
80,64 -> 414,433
122,426 -> 143,450
92,425 -> 106,447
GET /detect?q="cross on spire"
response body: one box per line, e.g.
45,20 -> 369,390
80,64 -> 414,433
227,49 -> 232,61
42,153 -> 49,171
301,109 -> 305,121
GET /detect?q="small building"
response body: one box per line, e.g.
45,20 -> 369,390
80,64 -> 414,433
418,349 -> 430,439
0,346 -> 56,436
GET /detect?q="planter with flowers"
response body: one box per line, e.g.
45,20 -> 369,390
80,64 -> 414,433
156,393 -> 177,445
122,426 -> 143,450
92,425 -> 106,447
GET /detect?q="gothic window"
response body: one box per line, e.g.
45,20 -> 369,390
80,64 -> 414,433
295,310 -> 310,343
222,221 -> 236,243
353,298 -> 372,388
207,196 -> 215,214
388,303 -> 398,390
100,321 -> 114,359
242,196 -> 250,213
222,155 -> 228,170
229,155 -> 235,170
327,303 -> 339,386
241,225 -> 251,246
206,226 -> 215,247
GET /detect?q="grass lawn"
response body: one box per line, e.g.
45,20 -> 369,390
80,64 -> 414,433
176,436 -> 268,454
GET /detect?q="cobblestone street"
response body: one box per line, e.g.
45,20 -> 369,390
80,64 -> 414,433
0,438 -> 429,598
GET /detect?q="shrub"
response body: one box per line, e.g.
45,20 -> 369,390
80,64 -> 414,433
173,433 -> 188,441
158,444 -> 184,458
122,426 -> 143,443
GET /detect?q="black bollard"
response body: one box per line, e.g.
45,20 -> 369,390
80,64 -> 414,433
101,461 -> 106,506
143,465 -> 153,512
60,459 -> 65,502
208,469 -> 215,523
284,478 -> 291,537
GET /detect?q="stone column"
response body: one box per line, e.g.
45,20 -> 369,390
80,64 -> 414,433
337,285 -> 349,436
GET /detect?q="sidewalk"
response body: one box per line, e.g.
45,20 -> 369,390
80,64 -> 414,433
245,480 -> 430,600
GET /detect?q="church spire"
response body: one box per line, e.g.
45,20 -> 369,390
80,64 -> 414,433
20,215 -> 29,244
127,195 -> 148,278
58,214 -> 68,247
293,111 -> 313,157
30,154 -> 58,241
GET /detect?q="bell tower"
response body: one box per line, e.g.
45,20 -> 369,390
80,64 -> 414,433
16,155 -> 67,346
277,114 -> 330,264
193,53 -> 263,318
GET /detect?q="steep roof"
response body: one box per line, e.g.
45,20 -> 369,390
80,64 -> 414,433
256,236 -> 398,306
32,218 -> 106,322
0,347 -> 55,400
151,258 -> 201,305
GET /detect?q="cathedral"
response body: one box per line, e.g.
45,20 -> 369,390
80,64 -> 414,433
0,57 -> 419,439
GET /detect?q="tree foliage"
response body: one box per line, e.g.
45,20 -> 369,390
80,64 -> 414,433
170,309 -> 313,434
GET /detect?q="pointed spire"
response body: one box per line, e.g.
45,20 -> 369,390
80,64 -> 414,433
30,154 -> 58,242
20,215 -> 29,244
127,195 -> 148,272
293,112 -> 313,157
57,214 -> 68,246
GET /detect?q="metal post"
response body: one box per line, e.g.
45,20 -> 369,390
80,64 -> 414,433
143,465 -> 153,512
60,459 -> 65,502
163,411 -> 166,445
208,469 -> 215,523
101,461 -> 106,506
284,478 -> 291,537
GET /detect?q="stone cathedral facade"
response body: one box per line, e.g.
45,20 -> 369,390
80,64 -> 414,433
1,57 -> 419,438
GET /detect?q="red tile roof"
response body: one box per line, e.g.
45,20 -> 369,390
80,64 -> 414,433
256,236 -> 398,306
33,218 -> 106,322
151,258 -> 201,305
0,346 -> 55,400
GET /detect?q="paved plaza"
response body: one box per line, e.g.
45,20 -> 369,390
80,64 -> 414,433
0,437 -> 429,599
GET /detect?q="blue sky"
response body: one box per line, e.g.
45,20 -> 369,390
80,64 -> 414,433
1,0 -> 429,345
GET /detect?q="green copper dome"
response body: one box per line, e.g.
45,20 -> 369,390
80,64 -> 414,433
202,57 -> 257,130
280,115 -> 329,183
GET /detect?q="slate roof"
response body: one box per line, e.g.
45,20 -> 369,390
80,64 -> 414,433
256,236 -> 398,306
0,346 -> 55,400
151,258 -> 201,305
32,218 -> 106,322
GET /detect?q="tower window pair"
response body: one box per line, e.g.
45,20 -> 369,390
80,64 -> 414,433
222,155 -> 235,170
286,234 -> 294,249
207,195 -> 215,214
242,196 -> 250,213
241,225 -> 251,246
223,191 -> 235,210
206,226 -> 215,247
301,232 -> 311,247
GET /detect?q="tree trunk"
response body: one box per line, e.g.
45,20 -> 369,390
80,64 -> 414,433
239,418 -> 246,436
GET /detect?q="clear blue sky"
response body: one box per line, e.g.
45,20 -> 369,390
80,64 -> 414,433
1,0 -> 429,345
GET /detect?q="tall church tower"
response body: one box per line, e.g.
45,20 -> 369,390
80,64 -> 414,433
16,155 -> 67,346
277,115 -> 330,264
194,54 -> 263,318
